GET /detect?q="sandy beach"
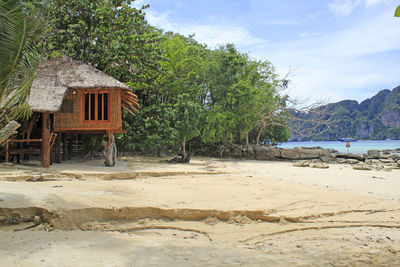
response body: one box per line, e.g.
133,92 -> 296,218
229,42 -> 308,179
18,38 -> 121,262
1,157 -> 400,266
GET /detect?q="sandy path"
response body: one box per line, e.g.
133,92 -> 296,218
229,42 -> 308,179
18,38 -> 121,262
1,157 -> 400,266
237,160 -> 400,201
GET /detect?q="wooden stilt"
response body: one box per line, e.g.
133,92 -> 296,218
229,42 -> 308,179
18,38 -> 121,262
16,142 -> 20,164
5,142 -> 9,163
41,113 -> 51,167
62,133 -> 66,161
67,137 -> 73,160
55,133 -> 61,163
103,133 -> 117,167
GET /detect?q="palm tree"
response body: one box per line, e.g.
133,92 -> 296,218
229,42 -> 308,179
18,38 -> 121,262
0,0 -> 47,143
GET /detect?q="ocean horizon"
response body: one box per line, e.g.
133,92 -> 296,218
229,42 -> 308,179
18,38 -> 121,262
278,140 -> 400,154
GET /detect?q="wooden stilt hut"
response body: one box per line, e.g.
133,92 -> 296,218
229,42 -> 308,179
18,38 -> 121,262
4,56 -> 139,167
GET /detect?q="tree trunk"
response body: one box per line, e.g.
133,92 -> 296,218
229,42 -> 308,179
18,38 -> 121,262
41,113 -> 51,168
256,122 -> 267,145
103,134 -> 117,167
182,138 -> 186,158
245,132 -> 249,146
0,121 -> 20,145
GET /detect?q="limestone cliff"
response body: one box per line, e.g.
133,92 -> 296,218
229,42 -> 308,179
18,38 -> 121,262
289,86 -> 400,141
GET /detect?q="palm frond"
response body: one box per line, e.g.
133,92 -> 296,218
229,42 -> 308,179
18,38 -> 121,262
0,0 -> 48,123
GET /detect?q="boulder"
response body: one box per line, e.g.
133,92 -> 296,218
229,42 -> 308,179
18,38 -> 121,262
374,164 -> 384,171
327,148 -> 339,154
379,158 -> 394,164
254,146 -> 281,159
320,155 -> 334,163
335,153 -> 365,161
371,159 -> 381,165
296,148 -> 320,159
246,145 -> 255,155
348,159 -> 361,165
390,153 -> 400,160
335,158 -> 347,164
280,148 -> 299,160
388,163 -> 399,169
353,164 -> 372,171
293,161 -> 310,167
366,150 -> 380,159
310,163 -> 329,169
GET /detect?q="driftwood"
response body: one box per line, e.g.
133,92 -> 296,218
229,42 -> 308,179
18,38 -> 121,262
168,153 -> 191,164
0,121 -> 21,145
102,134 -> 117,167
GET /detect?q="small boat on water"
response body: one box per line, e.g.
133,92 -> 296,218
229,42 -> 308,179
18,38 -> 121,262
339,138 -> 358,142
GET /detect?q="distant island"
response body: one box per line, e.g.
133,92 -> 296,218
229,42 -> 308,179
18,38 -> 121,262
289,86 -> 400,141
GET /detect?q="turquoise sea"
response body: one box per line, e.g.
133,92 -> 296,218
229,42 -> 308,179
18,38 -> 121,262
278,140 -> 400,154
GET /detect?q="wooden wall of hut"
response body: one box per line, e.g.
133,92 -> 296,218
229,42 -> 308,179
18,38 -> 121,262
54,88 -> 122,131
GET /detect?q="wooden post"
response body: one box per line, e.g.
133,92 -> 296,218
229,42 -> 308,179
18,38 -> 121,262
16,142 -> 20,164
103,133 -> 117,167
41,113 -> 51,167
67,137 -> 73,160
5,142 -> 9,163
62,133 -> 66,161
55,133 -> 61,163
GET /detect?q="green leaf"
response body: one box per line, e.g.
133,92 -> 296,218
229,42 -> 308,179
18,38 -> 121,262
395,5 -> 400,17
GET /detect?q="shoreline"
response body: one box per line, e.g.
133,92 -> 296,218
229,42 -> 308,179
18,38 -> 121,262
279,139 -> 400,154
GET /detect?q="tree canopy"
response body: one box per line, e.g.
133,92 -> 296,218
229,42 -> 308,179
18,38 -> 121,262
3,0 -> 294,155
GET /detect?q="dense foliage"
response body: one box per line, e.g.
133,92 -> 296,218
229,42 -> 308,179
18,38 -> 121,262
4,0 -> 291,156
4,0 -> 399,155
42,0 -> 290,155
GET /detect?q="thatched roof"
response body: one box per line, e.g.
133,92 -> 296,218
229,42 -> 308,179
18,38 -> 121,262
28,56 -> 130,112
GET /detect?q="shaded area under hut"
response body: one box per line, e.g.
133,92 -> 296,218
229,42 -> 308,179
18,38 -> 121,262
3,56 -> 139,167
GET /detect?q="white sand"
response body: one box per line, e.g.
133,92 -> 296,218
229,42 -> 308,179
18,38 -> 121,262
0,157 -> 399,266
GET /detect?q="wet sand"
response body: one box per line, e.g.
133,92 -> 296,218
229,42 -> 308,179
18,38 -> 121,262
1,157 -> 399,266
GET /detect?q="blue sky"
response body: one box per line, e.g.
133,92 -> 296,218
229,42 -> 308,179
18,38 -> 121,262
134,0 -> 400,103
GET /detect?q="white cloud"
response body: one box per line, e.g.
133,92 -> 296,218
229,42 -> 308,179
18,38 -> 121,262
328,0 -> 360,16
258,6 -> 400,102
131,0 -> 148,9
139,1 -> 399,103
365,0 -> 387,7
146,11 -> 268,49
328,0 -> 389,16
264,19 -> 299,26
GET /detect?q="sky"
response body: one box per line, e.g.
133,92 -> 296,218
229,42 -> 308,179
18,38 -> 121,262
133,0 -> 400,103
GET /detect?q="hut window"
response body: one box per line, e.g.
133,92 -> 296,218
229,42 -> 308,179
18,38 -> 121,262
83,91 -> 110,122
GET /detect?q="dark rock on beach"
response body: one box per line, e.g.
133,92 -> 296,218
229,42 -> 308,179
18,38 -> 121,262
216,144 -> 400,172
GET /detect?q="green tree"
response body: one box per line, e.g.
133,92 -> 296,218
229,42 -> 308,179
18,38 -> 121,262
156,33 -> 208,102
202,106 -> 236,144
119,97 -> 177,156
203,44 -> 287,146
45,0 -> 163,101
395,5 -> 400,17
0,0 -> 47,125
174,93 -> 201,156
